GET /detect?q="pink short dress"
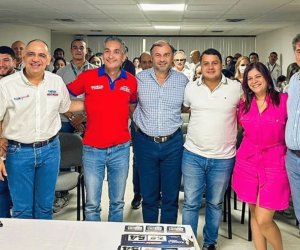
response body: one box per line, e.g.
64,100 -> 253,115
232,93 -> 290,210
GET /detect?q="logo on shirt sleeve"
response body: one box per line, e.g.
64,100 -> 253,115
120,86 -> 130,93
47,90 -> 58,96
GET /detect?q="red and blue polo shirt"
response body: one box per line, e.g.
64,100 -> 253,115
67,65 -> 137,148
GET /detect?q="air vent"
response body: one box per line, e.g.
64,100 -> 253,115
211,31 -> 223,33
225,19 -> 245,22
55,19 -> 74,22
90,30 -> 103,32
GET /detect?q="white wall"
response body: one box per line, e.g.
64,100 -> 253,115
51,33 -> 75,62
0,24 -> 51,50
256,23 -> 300,76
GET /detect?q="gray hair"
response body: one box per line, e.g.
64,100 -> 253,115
174,50 -> 186,59
292,33 -> 300,51
104,36 -> 126,54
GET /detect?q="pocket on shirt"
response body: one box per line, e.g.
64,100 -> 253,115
46,96 -> 60,115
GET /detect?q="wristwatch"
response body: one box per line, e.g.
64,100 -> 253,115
69,114 -> 76,121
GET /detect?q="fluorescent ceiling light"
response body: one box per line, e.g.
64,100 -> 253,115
140,4 -> 185,11
154,26 -> 180,29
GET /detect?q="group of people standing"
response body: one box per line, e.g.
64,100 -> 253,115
0,33 -> 299,250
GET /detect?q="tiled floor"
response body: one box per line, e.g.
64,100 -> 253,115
54,149 -> 300,250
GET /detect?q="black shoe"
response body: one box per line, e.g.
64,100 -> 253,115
131,194 -> 142,209
202,245 -> 217,250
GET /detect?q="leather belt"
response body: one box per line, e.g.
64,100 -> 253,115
138,128 -> 181,143
291,150 -> 300,158
8,135 -> 57,148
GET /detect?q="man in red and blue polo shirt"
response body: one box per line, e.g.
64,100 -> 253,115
67,36 -> 137,222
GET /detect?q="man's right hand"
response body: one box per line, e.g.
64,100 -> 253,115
0,138 -> 8,157
0,158 -> 7,181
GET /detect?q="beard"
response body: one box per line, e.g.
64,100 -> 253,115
0,68 -> 14,77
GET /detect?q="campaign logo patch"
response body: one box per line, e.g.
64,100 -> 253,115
120,86 -> 130,93
14,94 -> 29,100
91,85 -> 103,90
47,90 -> 58,96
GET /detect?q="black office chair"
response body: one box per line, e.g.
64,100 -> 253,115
55,133 -> 85,221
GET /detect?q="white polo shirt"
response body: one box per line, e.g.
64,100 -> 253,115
0,70 -> 71,143
183,74 -> 243,159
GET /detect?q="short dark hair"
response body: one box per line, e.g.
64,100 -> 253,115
88,54 -> 103,65
71,38 -> 86,48
277,75 -> 286,83
249,52 -> 259,60
150,40 -> 175,54
133,57 -> 140,63
270,52 -> 278,56
87,47 -> 93,53
54,48 -> 65,56
200,48 -> 222,63
0,46 -> 15,59
53,57 -> 67,67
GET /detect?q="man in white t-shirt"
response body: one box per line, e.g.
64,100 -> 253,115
181,48 -> 243,250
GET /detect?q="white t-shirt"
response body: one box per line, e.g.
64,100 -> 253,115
0,70 -> 71,143
183,74 -> 243,159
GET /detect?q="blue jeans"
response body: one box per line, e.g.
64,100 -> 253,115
0,175 -> 11,218
135,129 -> 183,224
83,141 -> 130,221
182,149 -> 235,244
130,122 -> 140,196
286,149 -> 300,230
6,137 -> 60,219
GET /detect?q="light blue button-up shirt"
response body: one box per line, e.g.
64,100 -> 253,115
286,71 -> 300,149
133,67 -> 189,137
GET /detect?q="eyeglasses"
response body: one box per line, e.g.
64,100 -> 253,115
174,59 -> 185,62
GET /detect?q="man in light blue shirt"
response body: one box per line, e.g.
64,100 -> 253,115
285,33 -> 300,231
133,40 -> 189,224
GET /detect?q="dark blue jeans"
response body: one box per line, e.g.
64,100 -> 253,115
0,175 -> 11,218
135,129 -> 183,224
130,122 -> 140,196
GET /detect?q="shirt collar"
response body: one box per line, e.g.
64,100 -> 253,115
98,65 -> 127,79
150,67 -> 173,82
20,68 -> 45,86
70,60 -> 89,70
198,73 -> 227,86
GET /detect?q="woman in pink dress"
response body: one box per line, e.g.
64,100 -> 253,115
232,62 -> 290,250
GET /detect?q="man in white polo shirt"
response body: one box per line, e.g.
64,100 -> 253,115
0,39 -> 71,219
181,48 -> 243,250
